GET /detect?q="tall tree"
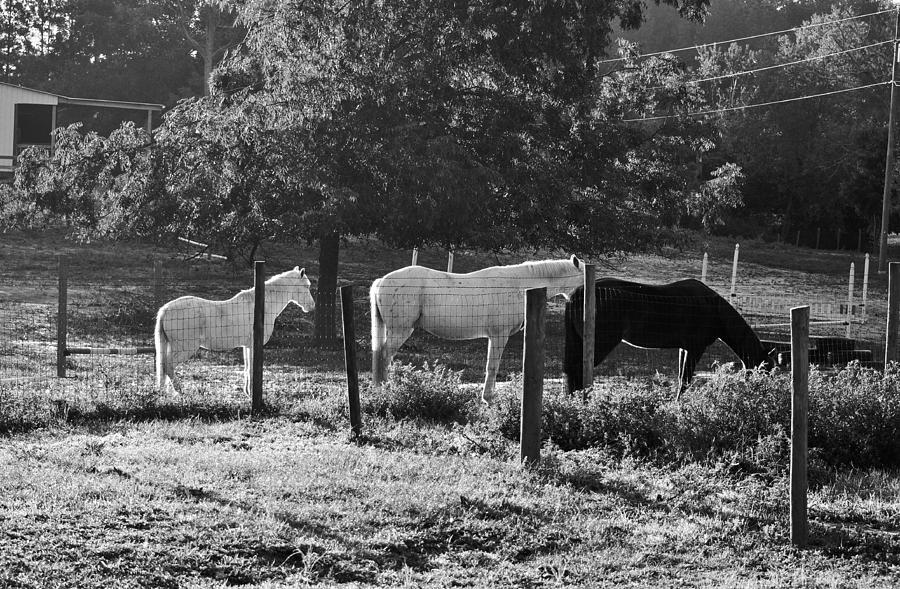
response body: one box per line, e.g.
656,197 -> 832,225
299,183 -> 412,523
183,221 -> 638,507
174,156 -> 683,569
694,3 -> 892,243
15,0 -> 726,344
168,0 -> 244,95
0,0 -> 31,82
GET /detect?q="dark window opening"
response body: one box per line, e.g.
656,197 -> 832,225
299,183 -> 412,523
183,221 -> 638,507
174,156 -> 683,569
16,104 -> 52,145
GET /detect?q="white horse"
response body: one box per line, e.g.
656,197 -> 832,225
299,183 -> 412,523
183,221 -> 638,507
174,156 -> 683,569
155,266 -> 315,394
370,256 -> 584,402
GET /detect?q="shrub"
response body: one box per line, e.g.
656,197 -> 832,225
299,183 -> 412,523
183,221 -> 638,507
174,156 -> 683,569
484,364 -> 900,469
808,362 -> 900,468
364,361 -> 475,424
486,377 -> 668,457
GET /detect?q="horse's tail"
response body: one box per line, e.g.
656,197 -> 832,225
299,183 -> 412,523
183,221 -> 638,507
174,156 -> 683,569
563,289 -> 584,394
370,279 -> 386,384
154,307 -> 170,391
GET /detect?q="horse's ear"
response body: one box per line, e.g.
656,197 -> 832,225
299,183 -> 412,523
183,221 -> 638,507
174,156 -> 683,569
571,254 -> 580,268
299,267 -> 306,277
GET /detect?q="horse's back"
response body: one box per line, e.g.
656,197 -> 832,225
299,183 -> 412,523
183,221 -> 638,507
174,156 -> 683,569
158,294 -> 252,350
372,265 -> 528,338
594,277 -> 716,298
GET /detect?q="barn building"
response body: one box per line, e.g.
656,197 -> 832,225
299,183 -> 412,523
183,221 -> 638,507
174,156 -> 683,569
0,82 -> 163,177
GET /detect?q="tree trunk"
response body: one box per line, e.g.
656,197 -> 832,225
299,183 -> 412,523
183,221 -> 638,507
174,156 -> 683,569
204,8 -> 220,96
313,233 -> 340,343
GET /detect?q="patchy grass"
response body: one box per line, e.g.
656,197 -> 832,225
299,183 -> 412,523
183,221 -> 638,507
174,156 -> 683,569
1,414 -> 899,588
2,231 -> 900,587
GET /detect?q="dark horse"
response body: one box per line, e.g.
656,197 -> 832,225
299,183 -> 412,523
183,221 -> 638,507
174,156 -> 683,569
564,278 -> 775,397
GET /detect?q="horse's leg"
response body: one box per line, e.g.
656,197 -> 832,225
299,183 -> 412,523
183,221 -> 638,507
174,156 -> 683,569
371,293 -> 387,387
675,348 -> 704,401
379,325 -> 414,382
563,300 -> 583,395
481,333 -> 510,403
243,346 -> 252,396
167,346 -> 195,395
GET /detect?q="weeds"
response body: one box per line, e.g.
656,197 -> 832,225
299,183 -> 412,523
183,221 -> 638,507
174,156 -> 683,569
364,361 -> 476,425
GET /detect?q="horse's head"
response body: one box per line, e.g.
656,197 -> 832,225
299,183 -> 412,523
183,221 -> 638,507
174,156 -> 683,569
289,266 -> 315,312
551,255 -> 586,299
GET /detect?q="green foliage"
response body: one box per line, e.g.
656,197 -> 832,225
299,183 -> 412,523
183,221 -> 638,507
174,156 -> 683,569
808,361 -> 900,468
364,362 -> 475,425
695,4 -> 892,241
488,364 -> 900,469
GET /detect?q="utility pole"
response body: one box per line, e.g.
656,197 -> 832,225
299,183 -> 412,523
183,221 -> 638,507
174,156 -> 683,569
879,7 -> 900,273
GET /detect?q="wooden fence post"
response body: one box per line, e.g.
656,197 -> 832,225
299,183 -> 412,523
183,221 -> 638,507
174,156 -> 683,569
815,227 -> 821,249
836,228 -> 841,251
790,305 -> 810,548
581,264 -> 595,395
886,263 -> 900,366
795,230 -> 801,248
411,248 -> 418,266
340,285 -> 362,439
251,261 -> 265,414
520,287 -> 546,464
846,262 -> 855,338
862,254 -> 870,319
56,255 -> 67,378
730,243 -> 740,298
153,259 -> 163,310
700,252 -> 708,283
447,250 -> 454,272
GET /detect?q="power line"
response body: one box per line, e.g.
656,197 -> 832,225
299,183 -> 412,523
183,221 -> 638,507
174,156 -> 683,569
600,7 -> 895,64
671,39 -> 893,87
622,80 -> 891,122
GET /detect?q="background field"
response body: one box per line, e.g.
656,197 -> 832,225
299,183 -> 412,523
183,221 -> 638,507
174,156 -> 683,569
1,232 -> 898,588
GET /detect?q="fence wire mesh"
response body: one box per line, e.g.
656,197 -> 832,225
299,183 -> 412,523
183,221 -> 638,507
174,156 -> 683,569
0,243 -> 889,428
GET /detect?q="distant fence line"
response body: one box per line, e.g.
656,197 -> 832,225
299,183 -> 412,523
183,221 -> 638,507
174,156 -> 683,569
0,248 -> 893,425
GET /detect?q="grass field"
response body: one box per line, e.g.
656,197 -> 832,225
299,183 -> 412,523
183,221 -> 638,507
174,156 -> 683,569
1,231 -> 899,588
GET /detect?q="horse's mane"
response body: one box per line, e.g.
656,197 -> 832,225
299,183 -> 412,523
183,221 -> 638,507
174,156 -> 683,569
234,267 -> 306,299
471,258 -> 578,278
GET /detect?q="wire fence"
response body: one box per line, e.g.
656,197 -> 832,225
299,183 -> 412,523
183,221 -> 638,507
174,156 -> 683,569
0,246 -> 889,426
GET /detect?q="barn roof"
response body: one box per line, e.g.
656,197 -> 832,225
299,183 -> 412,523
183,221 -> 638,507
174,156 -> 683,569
0,81 -> 164,112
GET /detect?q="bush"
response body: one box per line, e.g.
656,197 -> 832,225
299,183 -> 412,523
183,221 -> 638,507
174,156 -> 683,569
364,361 -> 475,424
808,362 -> 900,468
484,364 -> 900,469
486,377 -> 669,457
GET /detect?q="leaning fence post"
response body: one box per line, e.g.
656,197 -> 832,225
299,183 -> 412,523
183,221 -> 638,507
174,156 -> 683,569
581,264 -> 595,395
520,287 -> 546,464
340,285 -> 362,439
790,305 -> 810,548
56,255 -> 67,378
251,260 -> 265,414
886,263 -> 900,366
